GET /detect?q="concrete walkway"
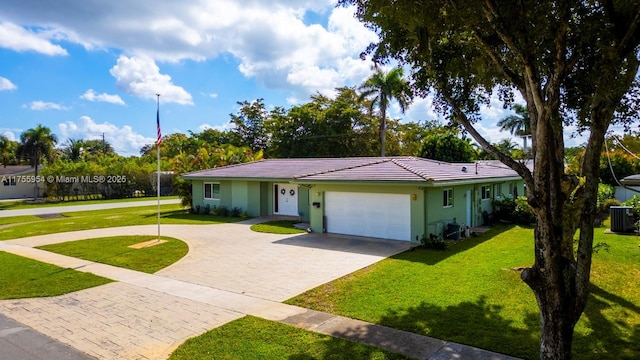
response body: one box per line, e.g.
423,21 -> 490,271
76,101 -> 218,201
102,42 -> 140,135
0,198 -> 181,218
0,221 -> 519,360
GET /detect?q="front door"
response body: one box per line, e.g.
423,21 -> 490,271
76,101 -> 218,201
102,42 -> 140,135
274,183 -> 298,216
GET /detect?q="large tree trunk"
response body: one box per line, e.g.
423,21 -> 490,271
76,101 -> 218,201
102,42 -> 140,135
522,233 -> 577,359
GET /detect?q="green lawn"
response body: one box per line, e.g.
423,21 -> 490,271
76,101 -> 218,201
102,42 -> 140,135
38,235 -> 189,274
250,220 -> 307,234
169,315 -> 409,360
0,195 -> 178,210
0,204 -> 243,240
0,251 -> 112,299
287,225 -> 640,360
0,215 -> 42,226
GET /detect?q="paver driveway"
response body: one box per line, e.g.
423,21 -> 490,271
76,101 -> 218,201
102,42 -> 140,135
0,218 -> 413,359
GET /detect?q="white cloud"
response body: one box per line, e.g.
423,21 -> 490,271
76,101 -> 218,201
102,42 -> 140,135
200,92 -> 218,99
80,89 -> 125,105
109,55 -> 193,105
233,6 -> 377,97
0,76 -> 17,91
1,129 -> 17,141
393,96 -> 439,123
0,21 -> 67,55
0,2 -> 377,101
58,116 -> 154,156
198,122 -> 233,132
25,100 -> 69,111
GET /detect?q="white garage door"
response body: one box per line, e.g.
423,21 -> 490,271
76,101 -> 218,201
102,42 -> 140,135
324,192 -> 411,241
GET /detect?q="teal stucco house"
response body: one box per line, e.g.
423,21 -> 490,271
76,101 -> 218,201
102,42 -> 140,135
182,157 -> 526,242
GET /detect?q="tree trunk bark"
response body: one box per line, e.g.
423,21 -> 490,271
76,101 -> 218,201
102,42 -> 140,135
523,256 -> 576,359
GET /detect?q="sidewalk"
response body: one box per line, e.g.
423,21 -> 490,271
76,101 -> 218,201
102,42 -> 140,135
0,198 -> 180,218
0,241 -> 519,360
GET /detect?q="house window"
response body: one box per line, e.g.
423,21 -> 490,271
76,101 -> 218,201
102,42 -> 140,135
509,182 -> 519,198
443,188 -> 453,207
494,183 -> 502,198
203,182 -> 220,200
481,185 -> 491,200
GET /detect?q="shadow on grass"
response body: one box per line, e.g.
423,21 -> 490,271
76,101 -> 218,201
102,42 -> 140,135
367,295 -> 539,359
350,286 -> 639,360
575,284 -> 640,359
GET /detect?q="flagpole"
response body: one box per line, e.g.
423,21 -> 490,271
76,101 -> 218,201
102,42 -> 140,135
156,93 -> 161,241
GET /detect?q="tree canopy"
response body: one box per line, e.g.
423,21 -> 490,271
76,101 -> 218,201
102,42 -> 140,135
419,129 -> 476,162
339,0 -> 640,358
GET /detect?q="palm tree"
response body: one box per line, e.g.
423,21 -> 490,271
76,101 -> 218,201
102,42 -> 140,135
17,124 -> 58,198
359,67 -> 412,156
496,104 -> 531,151
61,138 -> 85,161
494,138 -> 518,156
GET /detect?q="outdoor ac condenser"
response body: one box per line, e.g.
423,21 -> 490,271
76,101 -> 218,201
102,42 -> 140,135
610,206 -> 636,233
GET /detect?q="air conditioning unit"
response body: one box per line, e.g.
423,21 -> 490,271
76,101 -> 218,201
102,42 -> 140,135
610,206 -> 636,233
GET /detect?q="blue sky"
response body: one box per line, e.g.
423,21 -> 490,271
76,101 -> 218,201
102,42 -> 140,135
0,1 -> 581,156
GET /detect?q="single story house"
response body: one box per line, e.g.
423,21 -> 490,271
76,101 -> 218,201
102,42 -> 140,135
615,174 -> 640,203
182,157 -> 526,242
0,165 -> 45,200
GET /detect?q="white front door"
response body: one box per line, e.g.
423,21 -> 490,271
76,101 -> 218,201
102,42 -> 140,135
274,183 -> 298,216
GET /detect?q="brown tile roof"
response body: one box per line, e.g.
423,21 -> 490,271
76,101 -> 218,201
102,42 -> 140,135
182,157 -> 525,184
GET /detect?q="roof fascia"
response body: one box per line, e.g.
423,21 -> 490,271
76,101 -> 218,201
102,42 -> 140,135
422,176 -> 523,187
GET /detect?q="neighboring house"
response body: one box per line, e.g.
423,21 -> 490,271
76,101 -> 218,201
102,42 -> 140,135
0,165 -> 45,200
615,174 -> 640,202
182,157 -> 526,242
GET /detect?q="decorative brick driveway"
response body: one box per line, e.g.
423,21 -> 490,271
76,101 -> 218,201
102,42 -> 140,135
0,219 -> 413,359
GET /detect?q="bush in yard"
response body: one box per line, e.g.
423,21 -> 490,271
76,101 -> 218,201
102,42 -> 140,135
596,183 -> 618,215
203,204 -> 211,215
212,205 -> 230,217
420,234 -> 447,250
623,195 -> 640,222
230,207 -> 242,217
513,196 -> 536,225
493,197 -> 516,223
600,198 -> 621,214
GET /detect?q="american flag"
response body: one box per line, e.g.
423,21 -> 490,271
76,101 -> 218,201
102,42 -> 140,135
156,107 -> 162,146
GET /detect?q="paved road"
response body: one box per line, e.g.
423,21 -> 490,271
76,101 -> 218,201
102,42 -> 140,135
0,198 -> 181,218
0,313 -> 94,360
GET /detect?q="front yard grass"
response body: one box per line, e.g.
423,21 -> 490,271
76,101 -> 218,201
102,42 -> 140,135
250,220 -> 307,234
38,235 -> 188,274
287,225 -> 640,360
169,315 -> 409,360
0,252 -> 112,299
0,204 -> 243,240
0,215 -> 42,226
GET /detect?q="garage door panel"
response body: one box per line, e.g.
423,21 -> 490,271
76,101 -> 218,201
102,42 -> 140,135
325,192 -> 410,241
